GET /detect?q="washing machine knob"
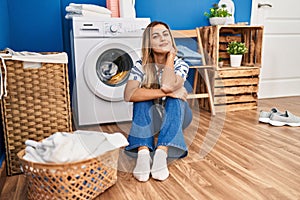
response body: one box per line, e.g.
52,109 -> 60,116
110,24 -> 119,33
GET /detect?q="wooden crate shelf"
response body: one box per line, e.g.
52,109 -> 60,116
214,67 -> 259,111
199,25 -> 264,69
198,25 -> 264,112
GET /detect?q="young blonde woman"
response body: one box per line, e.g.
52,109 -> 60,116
124,21 -> 192,182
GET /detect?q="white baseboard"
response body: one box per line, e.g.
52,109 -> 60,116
258,78 -> 300,99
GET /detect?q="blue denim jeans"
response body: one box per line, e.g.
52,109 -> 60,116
125,97 -> 192,158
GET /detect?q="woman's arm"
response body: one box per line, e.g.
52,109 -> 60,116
161,52 -> 185,93
124,80 -> 168,102
124,80 -> 188,102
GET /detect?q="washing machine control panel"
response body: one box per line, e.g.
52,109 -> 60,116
104,22 -> 145,37
72,18 -> 150,38
109,24 -> 119,33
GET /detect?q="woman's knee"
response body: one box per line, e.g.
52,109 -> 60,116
164,97 -> 181,110
133,100 -> 153,110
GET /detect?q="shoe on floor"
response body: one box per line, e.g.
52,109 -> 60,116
258,108 -> 282,123
269,111 -> 300,127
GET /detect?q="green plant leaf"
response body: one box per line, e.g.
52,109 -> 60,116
227,41 -> 248,55
204,4 -> 232,18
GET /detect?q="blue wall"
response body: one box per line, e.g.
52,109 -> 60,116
0,0 -> 9,167
7,0 -> 64,51
0,0 -> 252,51
0,0 -> 252,166
0,0 -> 9,49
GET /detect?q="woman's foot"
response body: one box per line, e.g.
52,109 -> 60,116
133,149 -> 151,182
151,149 -> 169,181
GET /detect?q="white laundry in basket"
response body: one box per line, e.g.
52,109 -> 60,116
23,130 -> 129,163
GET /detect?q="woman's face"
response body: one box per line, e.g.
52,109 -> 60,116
150,24 -> 173,54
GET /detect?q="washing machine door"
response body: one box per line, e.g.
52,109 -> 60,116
84,40 -> 139,101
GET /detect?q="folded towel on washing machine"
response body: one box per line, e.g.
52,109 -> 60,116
65,10 -> 111,19
65,3 -> 112,19
23,130 -> 128,163
68,3 -> 112,15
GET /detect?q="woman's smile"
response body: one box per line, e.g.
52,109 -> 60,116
159,42 -> 169,47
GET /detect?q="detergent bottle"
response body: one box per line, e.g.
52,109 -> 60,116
119,0 -> 136,18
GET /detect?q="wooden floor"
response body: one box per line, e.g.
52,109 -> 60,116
1,96 -> 300,200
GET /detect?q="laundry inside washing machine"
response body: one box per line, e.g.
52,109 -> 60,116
96,49 -> 132,87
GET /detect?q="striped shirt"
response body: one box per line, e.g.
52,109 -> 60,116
128,56 -> 189,86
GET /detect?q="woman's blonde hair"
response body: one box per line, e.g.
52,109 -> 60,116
141,21 -> 177,89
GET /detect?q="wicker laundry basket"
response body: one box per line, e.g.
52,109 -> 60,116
17,148 -> 119,200
0,52 -> 73,175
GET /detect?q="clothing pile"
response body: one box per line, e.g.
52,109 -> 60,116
176,45 -> 203,66
259,108 -> 300,127
65,3 -> 112,19
23,130 -> 128,163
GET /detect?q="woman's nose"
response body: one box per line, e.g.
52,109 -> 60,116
160,35 -> 166,41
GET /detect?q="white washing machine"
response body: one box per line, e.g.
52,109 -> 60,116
70,17 -> 150,126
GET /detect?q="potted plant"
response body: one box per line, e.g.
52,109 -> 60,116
226,41 -> 248,67
204,4 -> 232,26
218,57 -> 224,67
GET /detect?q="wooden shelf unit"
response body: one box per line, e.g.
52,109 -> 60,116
198,25 -> 264,112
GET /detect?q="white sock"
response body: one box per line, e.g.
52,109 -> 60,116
151,149 -> 169,181
133,149 -> 151,182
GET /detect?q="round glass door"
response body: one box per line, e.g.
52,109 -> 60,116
84,41 -> 139,101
